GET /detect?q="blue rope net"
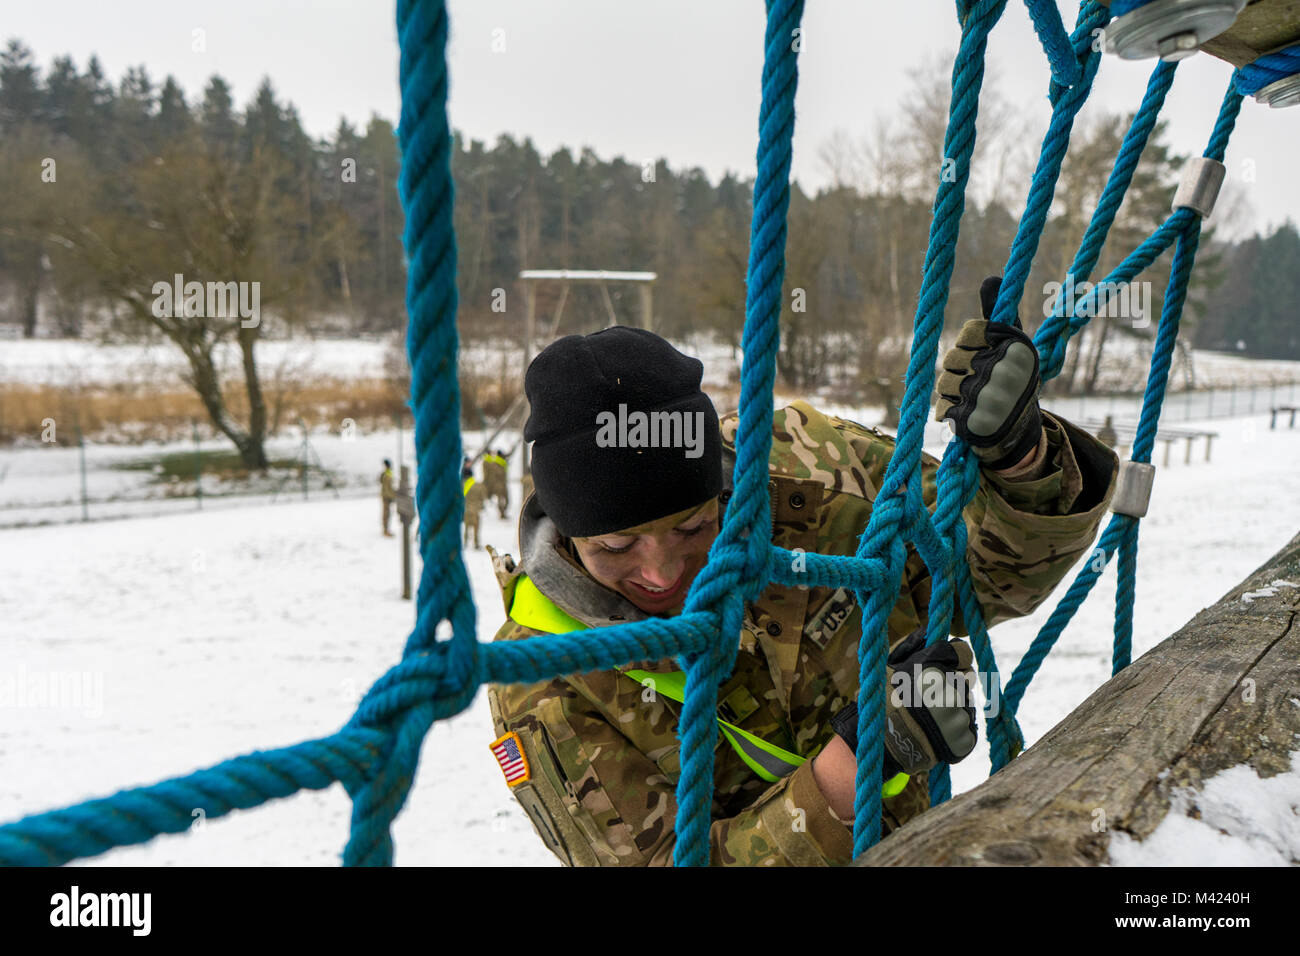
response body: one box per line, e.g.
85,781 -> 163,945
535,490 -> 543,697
0,0 -> 1257,866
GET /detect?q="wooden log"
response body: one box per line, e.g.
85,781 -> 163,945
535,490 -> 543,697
854,529 -> 1300,866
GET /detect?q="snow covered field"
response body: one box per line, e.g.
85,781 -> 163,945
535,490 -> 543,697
0,337 -> 394,388
2,407 -> 1298,866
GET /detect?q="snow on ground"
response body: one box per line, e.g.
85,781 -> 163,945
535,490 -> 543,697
1,409 -> 1298,865
8,332 -> 1297,391
0,337 -> 393,387
1107,751 -> 1300,866
0,425 -> 503,527
0,466 -> 558,867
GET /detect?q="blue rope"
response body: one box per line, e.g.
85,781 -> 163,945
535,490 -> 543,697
1006,85 -> 1242,718
1234,43 -> 1300,96
1022,0 -> 1083,88
670,0 -> 803,865
850,0 -> 1008,850
0,0 -> 1252,869
1109,0 -> 1160,15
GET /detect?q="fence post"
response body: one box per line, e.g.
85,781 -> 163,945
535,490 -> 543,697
398,464 -> 414,601
194,420 -> 203,510
396,411 -> 404,472
77,425 -> 88,522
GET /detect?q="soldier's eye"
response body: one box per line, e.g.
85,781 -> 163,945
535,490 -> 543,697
599,541 -> 634,554
677,519 -> 715,537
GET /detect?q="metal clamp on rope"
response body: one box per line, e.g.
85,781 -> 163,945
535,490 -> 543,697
1111,461 -> 1156,517
1103,0 -> 1245,62
1172,156 -> 1225,218
1253,75 -> 1300,110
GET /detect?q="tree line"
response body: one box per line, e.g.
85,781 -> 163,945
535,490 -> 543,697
1,38 -> 1294,465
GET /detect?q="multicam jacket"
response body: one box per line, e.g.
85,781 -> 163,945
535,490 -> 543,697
486,401 -> 1118,866
482,455 -> 508,495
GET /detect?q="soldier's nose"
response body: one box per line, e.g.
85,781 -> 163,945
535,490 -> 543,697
637,538 -> 685,589
638,563 -> 683,590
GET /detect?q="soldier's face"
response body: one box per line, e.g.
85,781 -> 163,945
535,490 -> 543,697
572,498 -> 720,615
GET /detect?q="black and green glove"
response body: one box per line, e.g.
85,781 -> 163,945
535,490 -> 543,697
935,275 -> 1043,471
831,628 -> 979,777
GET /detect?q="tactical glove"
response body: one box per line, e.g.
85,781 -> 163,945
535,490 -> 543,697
934,275 -> 1043,471
831,628 -> 979,777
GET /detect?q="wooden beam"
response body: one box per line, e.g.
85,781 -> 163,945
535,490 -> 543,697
854,528 -> 1300,866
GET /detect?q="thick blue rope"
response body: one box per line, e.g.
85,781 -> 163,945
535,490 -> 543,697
849,0 -> 1009,854
926,0 -> 1108,792
1038,59 -> 1178,379
0,0 -> 1251,869
1006,84 -> 1242,717
1234,43 -> 1300,96
1109,0 -> 1160,15
669,0 -> 803,865
1023,0 -> 1083,88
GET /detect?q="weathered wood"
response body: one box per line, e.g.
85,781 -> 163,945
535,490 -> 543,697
855,529 -> 1300,866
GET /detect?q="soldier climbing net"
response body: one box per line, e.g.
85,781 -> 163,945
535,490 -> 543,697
0,0 -> 1287,867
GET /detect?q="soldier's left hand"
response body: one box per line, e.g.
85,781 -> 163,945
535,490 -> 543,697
883,628 -> 978,774
935,275 -> 1043,471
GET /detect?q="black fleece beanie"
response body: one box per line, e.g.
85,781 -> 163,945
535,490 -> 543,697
524,326 -> 722,538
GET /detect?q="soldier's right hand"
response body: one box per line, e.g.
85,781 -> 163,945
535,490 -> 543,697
882,628 -> 978,775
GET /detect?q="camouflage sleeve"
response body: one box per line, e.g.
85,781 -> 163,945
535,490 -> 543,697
932,409 -> 1119,631
489,657 -> 856,866
819,404 -> 1116,634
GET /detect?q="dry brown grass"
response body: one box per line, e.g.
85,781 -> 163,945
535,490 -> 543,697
0,378 -> 411,444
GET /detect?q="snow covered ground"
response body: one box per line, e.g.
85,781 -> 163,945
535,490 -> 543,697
6,332 -> 1298,392
0,337 -> 394,388
1,407 -> 1298,866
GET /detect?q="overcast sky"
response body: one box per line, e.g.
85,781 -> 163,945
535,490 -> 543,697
9,1 -> 1299,239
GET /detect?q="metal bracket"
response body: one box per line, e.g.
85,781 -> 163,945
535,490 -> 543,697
1254,74 -> 1300,109
1103,0 -> 1246,62
1111,461 -> 1156,517
1172,156 -> 1226,218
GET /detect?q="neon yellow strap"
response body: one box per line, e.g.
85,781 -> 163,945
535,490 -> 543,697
882,772 -> 910,798
625,669 -> 804,783
509,577 -> 908,794
463,477 -> 475,495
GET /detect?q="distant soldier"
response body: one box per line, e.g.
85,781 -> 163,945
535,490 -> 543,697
463,462 -> 487,549
482,446 -> 511,518
380,458 -> 396,537
1096,414 -> 1117,450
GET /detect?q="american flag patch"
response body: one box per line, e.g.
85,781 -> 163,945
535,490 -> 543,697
490,731 -> 530,787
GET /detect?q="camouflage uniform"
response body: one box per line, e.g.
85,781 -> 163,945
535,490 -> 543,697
1096,416 -> 1118,450
463,477 -> 486,549
486,401 -> 1118,866
483,453 -> 509,519
520,470 -> 535,508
